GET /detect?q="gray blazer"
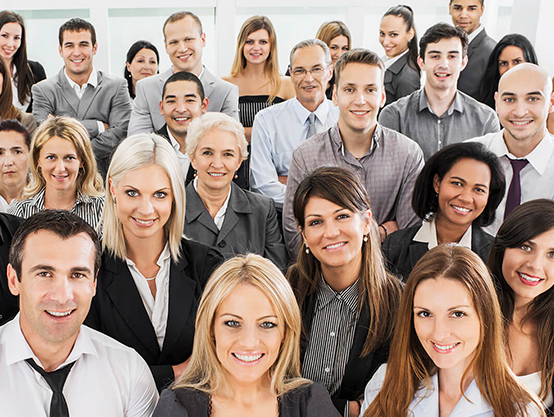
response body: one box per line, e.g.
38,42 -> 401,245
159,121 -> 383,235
129,66 -> 239,135
185,182 -> 288,272
457,28 -> 496,99
31,68 -> 132,163
384,53 -> 420,107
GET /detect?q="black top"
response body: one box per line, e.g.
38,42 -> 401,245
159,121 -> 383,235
239,95 -> 285,127
153,383 -> 341,417
27,60 -> 47,113
0,214 -> 24,326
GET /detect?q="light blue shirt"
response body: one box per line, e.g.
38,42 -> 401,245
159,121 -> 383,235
250,97 -> 339,208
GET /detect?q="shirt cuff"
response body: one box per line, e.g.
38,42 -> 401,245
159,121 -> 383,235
97,121 -> 105,133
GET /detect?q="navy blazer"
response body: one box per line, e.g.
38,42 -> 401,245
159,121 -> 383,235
457,28 -> 496,99
382,223 -> 494,281
185,182 -> 288,271
383,54 -> 420,107
85,238 -> 223,391
0,214 -> 24,326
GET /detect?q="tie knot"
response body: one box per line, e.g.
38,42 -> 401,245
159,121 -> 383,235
26,358 -> 75,393
510,158 -> 528,174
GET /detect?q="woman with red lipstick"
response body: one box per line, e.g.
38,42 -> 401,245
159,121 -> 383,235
287,166 -> 403,416
154,254 -> 340,417
383,142 -> 505,282
361,245 -> 544,417
86,133 -> 223,393
489,200 -> 554,414
7,116 -> 104,228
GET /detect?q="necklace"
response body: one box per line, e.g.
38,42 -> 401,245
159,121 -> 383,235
44,200 -> 75,211
145,276 -> 156,281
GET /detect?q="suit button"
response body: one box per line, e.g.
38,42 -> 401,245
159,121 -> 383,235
218,241 -> 226,248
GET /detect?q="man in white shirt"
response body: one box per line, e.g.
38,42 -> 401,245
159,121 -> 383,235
250,39 -> 339,209
470,63 -> 554,235
0,210 -> 158,416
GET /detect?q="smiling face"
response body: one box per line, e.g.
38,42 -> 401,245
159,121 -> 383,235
449,0 -> 484,35
127,48 -> 158,84
379,15 -> 414,58
433,158 -> 491,230
109,164 -> 173,244
243,29 -> 271,65
213,283 -> 283,386
0,130 -> 29,192
59,30 -> 97,81
328,35 -> 349,64
502,228 -> 554,306
290,45 -> 333,110
38,136 -> 82,195
498,46 -> 526,77
164,16 -> 205,75
8,230 -> 96,352
419,37 -> 467,92
0,22 -> 22,64
414,277 -> 480,374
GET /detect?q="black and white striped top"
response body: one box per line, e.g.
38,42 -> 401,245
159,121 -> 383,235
301,278 -> 360,396
239,95 -> 285,128
7,188 -> 105,230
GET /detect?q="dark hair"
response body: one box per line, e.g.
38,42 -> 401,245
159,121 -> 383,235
0,11 -> 35,107
412,142 -> 506,227
162,71 -> 205,101
419,23 -> 468,59
58,18 -> 97,47
0,58 -> 21,121
0,119 -> 31,148
478,33 -> 538,109
383,5 -> 420,75
163,11 -> 203,39
488,199 -> 554,401
124,40 -> 160,99
9,210 -> 102,280
334,48 -> 385,86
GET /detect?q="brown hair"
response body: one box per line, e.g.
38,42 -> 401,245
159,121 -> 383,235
316,21 -> 352,50
334,48 -> 385,86
0,57 -> 22,121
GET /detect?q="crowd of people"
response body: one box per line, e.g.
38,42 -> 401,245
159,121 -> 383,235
0,1 -> 554,416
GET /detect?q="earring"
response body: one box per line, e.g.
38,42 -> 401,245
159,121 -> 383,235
193,170 -> 197,178
78,167 -> 85,176
234,172 -> 238,179
112,195 -> 117,203
363,234 -> 368,242
305,247 -> 310,254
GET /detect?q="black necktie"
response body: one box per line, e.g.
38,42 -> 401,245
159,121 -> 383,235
26,358 -> 76,417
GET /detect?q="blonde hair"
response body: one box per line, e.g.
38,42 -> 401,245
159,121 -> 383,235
102,133 -> 185,262
230,16 -> 281,102
24,116 -> 103,199
173,254 -> 310,396
316,21 -> 352,50
186,113 -> 248,161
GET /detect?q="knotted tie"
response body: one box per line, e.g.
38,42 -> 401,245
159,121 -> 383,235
306,113 -> 317,139
504,158 -> 529,219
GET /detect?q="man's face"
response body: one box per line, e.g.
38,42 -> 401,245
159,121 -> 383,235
164,16 -> 206,75
449,0 -> 484,35
8,231 -> 97,350
333,63 -> 386,135
419,37 -> 467,92
290,45 -> 333,110
59,30 -> 97,79
159,80 -> 208,137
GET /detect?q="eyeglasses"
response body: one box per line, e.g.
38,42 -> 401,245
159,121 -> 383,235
291,66 -> 328,78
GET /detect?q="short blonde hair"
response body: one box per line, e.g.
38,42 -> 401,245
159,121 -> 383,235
173,254 -> 310,396
25,116 -> 104,199
186,113 -> 248,161
102,133 -> 185,262
316,20 -> 352,50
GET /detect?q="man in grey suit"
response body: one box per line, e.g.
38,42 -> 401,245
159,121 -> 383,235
128,11 -> 239,135
450,0 -> 496,99
32,18 -> 132,175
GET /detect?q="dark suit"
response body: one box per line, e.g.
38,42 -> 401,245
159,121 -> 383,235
384,54 -> 420,107
457,28 -> 496,99
185,182 -> 288,271
0,214 -> 23,326
85,238 -> 223,391
382,223 -> 494,281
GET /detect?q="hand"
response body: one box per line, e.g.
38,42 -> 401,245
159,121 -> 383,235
47,114 -> 55,119
379,220 -> 398,242
103,122 -> 110,130
278,175 -> 288,185
348,399 -> 361,417
172,357 -> 191,380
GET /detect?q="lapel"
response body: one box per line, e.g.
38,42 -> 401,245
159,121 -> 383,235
468,29 -> 487,58
158,67 -> 173,98
216,184 -> 252,245
78,71 -> 103,119
104,254 -> 160,359
407,242 -> 429,276
200,67 -> 215,99
388,53 -> 408,75
185,185 -> 219,235
56,68 -> 80,115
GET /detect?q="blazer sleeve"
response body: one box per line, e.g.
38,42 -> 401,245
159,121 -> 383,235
394,68 -> 420,101
378,104 -> 401,132
31,82 -> 54,124
128,79 -> 155,135
262,197 -> 289,273
219,83 -> 239,121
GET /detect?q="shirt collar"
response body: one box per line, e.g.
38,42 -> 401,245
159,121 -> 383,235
29,188 -> 93,208
467,25 -> 484,43
126,241 -> 171,269
192,176 -> 232,219
495,130 -> 554,175
64,67 -> 98,90
419,88 -> 464,116
413,216 -> 472,250
330,123 -> 381,157
292,97 -> 331,125
316,276 -> 359,313
382,49 -> 409,69
167,129 -> 184,153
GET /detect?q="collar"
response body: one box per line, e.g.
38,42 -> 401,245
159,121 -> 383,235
413,216 -> 472,250
330,123 -> 380,157
3,313 -> 98,370
292,97 -> 331,125
64,67 -> 98,89
316,276 -> 359,313
29,188 -> 94,209
167,129 -> 186,155
468,25 -> 485,43
192,176 -> 232,213
493,130 -> 554,175
419,88 -> 464,116
382,49 -> 409,69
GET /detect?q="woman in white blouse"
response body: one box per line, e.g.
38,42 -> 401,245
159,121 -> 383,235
85,133 -> 223,392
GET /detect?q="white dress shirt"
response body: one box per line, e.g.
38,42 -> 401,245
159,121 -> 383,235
0,314 -> 158,416
64,68 -> 105,133
382,49 -> 409,70
167,129 -> 191,180
517,372 -> 554,408
469,130 -> 554,235
468,25 -> 485,44
413,216 -> 472,250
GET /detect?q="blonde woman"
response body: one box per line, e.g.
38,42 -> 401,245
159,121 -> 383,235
153,254 -> 340,416
85,133 -> 223,392
7,116 -> 103,228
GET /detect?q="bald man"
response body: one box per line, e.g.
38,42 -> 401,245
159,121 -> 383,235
469,63 -> 554,235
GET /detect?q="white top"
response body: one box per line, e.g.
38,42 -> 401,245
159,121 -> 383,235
126,243 -> 172,351
413,216 -> 472,250
0,314 -> 158,416
0,195 -> 9,213
64,68 -> 104,133
382,49 -> 409,69
193,177 -> 232,230
167,129 -> 191,180
468,25 -> 485,44
517,372 -> 554,408
469,130 -> 554,235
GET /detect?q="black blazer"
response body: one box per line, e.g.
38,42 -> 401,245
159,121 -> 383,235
26,60 -> 47,113
300,293 -> 390,413
382,223 -> 494,281
383,53 -> 420,107
0,214 -> 24,326
85,238 -> 223,391
457,28 -> 496,99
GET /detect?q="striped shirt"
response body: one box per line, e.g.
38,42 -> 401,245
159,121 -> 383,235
238,95 -> 284,128
7,188 -> 105,230
301,278 -> 360,396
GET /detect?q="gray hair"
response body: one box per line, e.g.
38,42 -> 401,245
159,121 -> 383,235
289,39 -> 331,68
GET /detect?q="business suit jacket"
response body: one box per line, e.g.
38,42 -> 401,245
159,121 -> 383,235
85,238 -> 223,392
129,66 -> 239,135
0,214 -> 23,327
185,182 -> 288,271
31,68 -> 132,172
384,54 -> 420,107
382,223 -> 494,282
457,28 -> 496,99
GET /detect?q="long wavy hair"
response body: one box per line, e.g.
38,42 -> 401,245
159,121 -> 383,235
230,16 -> 281,102
0,57 -> 21,121
364,245 -> 544,416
